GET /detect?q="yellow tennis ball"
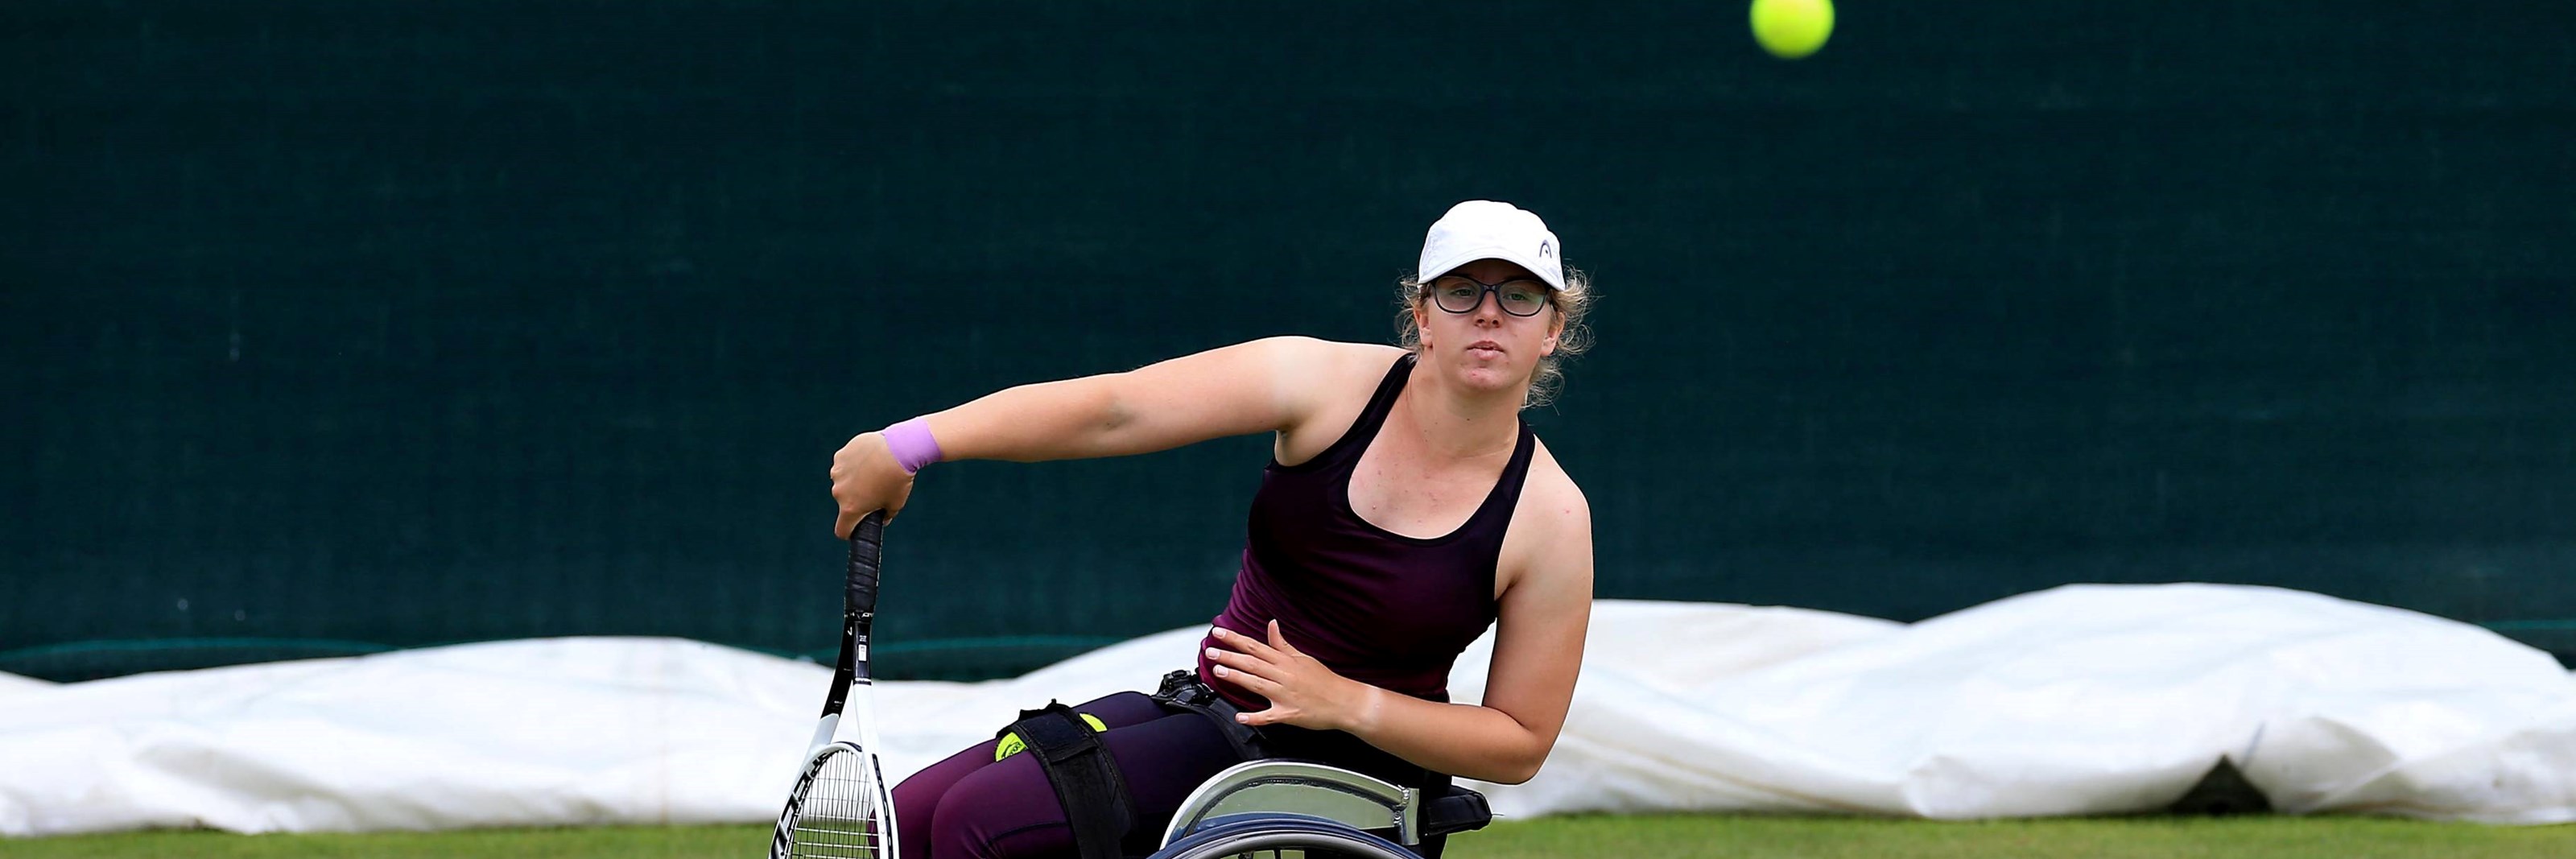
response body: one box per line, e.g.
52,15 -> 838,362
994,712 -> 1109,761
1750,0 -> 1835,60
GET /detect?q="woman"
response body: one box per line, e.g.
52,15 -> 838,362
829,200 -> 1596,859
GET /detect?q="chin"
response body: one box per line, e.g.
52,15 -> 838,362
1444,356 -> 1530,391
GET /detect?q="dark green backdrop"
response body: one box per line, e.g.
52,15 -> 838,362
8,2 -> 2572,679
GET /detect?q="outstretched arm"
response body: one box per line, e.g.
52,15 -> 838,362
831,336 -> 1363,535
927,336 -> 1320,463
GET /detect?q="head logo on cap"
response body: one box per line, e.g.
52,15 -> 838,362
1419,200 -> 1567,292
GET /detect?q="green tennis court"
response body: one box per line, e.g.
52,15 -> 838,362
10,816 -> 2571,859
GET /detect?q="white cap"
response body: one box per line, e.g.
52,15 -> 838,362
1417,200 -> 1566,291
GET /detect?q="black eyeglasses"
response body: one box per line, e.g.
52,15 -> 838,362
1426,275 -> 1552,317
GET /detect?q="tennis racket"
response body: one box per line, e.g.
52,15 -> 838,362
772,510 -> 899,859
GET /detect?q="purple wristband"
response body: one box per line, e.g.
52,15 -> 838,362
882,417 -> 943,475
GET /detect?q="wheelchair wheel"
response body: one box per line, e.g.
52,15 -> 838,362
1146,813 -> 1420,859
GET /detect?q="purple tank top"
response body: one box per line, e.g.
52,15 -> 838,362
1198,352 -> 1534,710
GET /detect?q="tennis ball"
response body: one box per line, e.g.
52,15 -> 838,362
994,712 -> 1108,761
1749,0 -> 1835,60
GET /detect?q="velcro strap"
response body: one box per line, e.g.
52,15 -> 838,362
1000,702 -> 1133,859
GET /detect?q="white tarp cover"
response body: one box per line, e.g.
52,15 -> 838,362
3,584 -> 2572,836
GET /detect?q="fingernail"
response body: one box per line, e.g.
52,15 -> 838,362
1213,666 -> 1228,676
1205,647 -> 1220,659
1212,628 -> 1228,638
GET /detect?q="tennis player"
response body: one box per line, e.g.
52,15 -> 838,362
830,200 -> 1596,859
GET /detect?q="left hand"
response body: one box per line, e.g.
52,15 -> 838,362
1206,620 -> 1379,732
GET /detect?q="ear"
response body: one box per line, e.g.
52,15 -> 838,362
1542,312 -> 1564,355
1414,299 -> 1434,349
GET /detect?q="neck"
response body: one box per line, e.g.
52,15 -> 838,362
1398,355 -> 1523,460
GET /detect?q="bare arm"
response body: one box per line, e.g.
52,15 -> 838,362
1210,473 -> 1595,784
924,336 -> 1333,463
831,337 -> 1380,535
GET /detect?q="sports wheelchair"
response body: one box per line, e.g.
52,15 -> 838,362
998,671 -> 1496,859
1146,758 -> 1494,859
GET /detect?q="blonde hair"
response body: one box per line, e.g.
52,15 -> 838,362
1394,266 -> 1595,409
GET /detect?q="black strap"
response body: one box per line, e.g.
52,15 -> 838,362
998,702 -> 1133,859
1150,670 -> 1269,762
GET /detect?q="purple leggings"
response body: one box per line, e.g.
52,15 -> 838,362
891,691 -> 1240,859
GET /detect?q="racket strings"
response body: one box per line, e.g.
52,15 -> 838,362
789,748 -> 890,858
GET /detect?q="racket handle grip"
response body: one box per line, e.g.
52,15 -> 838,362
847,510 -> 888,614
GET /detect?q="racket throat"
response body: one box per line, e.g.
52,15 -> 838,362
807,713 -> 841,753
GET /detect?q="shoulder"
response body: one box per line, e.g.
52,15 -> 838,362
1497,437 -> 1593,596
1263,338 -> 1406,410
1517,439 -> 1591,541
1248,337 -> 1406,374
1263,340 -> 1410,461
